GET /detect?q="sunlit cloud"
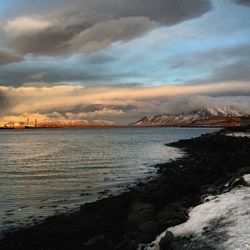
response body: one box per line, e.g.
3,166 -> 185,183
0,82 -> 249,124
6,16 -> 54,36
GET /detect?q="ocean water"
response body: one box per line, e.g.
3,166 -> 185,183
0,127 -> 217,234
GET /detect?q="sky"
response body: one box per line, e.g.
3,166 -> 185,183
0,0 -> 250,124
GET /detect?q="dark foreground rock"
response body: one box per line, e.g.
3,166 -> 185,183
1,130 -> 250,250
159,231 -> 175,250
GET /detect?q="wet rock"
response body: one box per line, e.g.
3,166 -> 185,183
127,202 -> 155,229
238,167 -> 250,175
168,202 -> 184,211
128,239 -> 140,250
200,184 -> 218,195
229,176 -> 247,189
156,207 -> 186,230
131,201 -> 154,211
159,231 -> 174,250
136,221 -> 159,244
128,209 -> 154,229
206,185 -> 218,194
138,221 -> 157,234
214,178 -> 224,185
114,240 -> 127,250
83,234 -> 112,250
141,233 -> 156,244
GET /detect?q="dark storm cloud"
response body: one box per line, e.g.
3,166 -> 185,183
170,44 -> 250,69
169,44 -> 250,83
235,0 -> 250,6
5,0 -> 212,55
0,56 -> 140,86
208,60 -> 250,83
0,62 -> 96,86
0,50 -> 23,65
0,92 -> 7,106
0,91 -> 9,114
85,54 -> 116,64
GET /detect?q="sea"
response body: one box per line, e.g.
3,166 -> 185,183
0,127 -> 218,235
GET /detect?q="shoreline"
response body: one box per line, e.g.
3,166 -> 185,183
1,128 -> 250,250
0,125 -> 246,130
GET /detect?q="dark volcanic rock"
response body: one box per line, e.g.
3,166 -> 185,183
238,166 -> 250,175
200,184 -> 218,195
127,202 -> 155,229
159,231 -> 175,250
131,201 -> 154,211
138,221 -> 158,234
228,176 -> 248,190
83,234 -> 112,250
156,207 -> 186,229
137,220 -> 158,242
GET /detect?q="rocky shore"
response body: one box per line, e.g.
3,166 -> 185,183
1,128 -> 250,250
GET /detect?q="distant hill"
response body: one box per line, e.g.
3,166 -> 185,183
131,107 -> 250,127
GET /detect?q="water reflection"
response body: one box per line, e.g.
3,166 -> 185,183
0,127 -> 217,234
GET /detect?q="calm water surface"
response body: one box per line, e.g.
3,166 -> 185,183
0,127 -> 218,234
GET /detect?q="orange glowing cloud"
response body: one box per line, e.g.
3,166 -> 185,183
0,81 -> 250,124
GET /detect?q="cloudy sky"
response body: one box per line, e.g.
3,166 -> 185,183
0,0 -> 249,124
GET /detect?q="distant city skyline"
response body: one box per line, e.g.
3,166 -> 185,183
0,0 -> 250,124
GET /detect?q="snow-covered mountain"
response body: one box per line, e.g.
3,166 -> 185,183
131,107 -> 250,127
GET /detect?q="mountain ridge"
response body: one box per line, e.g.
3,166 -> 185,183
131,107 -> 250,127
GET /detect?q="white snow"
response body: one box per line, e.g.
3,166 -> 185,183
147,175 -> 250,250
206,107 -> 243,117
226,132 -> 250,138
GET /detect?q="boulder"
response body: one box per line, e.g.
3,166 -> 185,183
138,221 -> 157,234
200,184 -> 218,195
128,209 -> 154,229
156,207 -> 186,229
238,167 -> 250,175
83,234 -> 112,250
131,201 -> 154,211
229,176 -> 247,189
127,202 -> 155,229
159,231 -> 174,250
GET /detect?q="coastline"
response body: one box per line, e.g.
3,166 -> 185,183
0,128 -> 250,250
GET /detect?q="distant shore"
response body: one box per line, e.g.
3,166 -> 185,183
0,124 -> 245,130
0,127 -> 250,250
0,125 -> 125,129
